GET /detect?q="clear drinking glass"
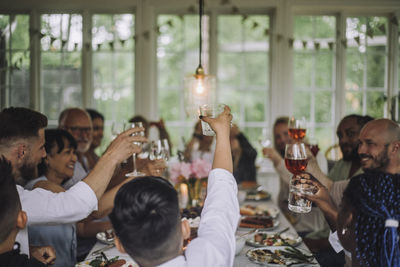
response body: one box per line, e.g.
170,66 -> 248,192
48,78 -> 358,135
125,122 -> 146,177
288,116 -> 307,142
199,103 -> 225,136
161,138 -> 170,161
284,143 -> 313,213
111,122 -> 126,140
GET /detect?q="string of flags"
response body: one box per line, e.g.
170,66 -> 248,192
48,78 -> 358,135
0,0 -> 399,72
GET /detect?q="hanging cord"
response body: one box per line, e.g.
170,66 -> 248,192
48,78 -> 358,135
198,0 -> 203,68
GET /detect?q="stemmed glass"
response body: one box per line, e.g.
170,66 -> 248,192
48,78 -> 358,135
288,117 -> 306,141
111,122 -> 126,140
125,122 -> 146,177
284,143 -> 313,213
161,139 -> 170,161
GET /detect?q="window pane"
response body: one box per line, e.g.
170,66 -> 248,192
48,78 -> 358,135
218,14 -> 269,146
293,16 -> 336,152
41,14 -> 82,122
0,15 -> 30,107
345,16 -> 388,117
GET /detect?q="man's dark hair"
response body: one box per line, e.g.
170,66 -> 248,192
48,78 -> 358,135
110,177 -> 181,266
341,114 -> 374,128
0,107 -> 48,144
86,109 -> 104,121
0,157 -> 21,243
273,116 -> 289,128
38,129 -> 77,177
129,115 -> 149,132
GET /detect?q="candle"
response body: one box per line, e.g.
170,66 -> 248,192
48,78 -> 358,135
180,183 -> 189,208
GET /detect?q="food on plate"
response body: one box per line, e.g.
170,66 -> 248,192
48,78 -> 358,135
239,216 -> 274,229
239,181 -> 258,190
245,190 -> 271,201
240,204 -> 279,218
246,246 -> 315,265
96,229 -> 115,244
87,256 -> 128,267
249,232 -> 301,247
181,206 -> 203,219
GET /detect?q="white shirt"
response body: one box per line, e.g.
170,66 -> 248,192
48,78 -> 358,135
16,181 -> 98,255
158,168 -> 240,267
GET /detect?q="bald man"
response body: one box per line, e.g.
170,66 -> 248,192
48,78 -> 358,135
58,108 -> 94,189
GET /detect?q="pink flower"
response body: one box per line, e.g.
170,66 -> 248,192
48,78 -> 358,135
169,162 -> 192,184
191,159 -> 212,179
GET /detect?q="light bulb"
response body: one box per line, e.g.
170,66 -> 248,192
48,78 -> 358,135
195,78 -> 205,95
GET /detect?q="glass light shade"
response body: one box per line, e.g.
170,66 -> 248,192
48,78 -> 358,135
184,73 -> 216,118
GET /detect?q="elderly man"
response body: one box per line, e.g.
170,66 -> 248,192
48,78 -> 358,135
58,108 -> 94,189
0,107 -> 144,256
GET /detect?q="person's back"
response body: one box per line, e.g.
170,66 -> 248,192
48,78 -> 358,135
110,106 -> 239,266
0,158 -> 47,267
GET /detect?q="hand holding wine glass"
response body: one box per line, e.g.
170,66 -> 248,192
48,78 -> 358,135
126,122 -> 146,177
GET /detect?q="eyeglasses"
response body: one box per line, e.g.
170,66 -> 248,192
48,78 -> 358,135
66,126 -> 92,134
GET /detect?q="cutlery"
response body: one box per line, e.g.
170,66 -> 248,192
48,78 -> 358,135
237,228 -> 257,238
276,227 -> 290,235
91,243 -> 115,256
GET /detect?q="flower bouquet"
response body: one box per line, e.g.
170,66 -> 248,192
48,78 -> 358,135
169,159 -> 212,207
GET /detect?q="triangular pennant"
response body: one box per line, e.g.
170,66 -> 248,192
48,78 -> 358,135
288,38 -> 294,48
342,39 -> 347,48
188,5 -> 196,14
241,15 -> 248,23
50,37 -> 57,45
120,39 -> 126,47
109,41 -> 114,50
155,26 -> 161,34
97,43 -> 102,51
366,25 -> 374,39
328,42 -> 334,51
74,43 -> 78,51
19,57 -> 23,65
314,42 -> 320,50
264,28 -> 270,36
166,19 -> 174,27
378,23 -> 386,34
354,36 -> 360,46
302,40 -> 307,49
252,21 -> 259,29
61,40 -> 67,48
39,32 -> 46,39
231,6 -> 239,14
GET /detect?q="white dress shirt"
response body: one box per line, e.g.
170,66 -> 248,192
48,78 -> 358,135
158,168 -> 240,267
16,181 -> 98,255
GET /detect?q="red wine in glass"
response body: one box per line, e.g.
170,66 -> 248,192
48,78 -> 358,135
288,128 -> 306,141
285,158 -> 308,174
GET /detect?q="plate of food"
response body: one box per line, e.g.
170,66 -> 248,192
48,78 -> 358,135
246,231 -> 302,247
239,216 -> 279,230
76,255 -> 137,267
246,246 -> 316,266
240,204 -> 280,218
245,190 -> 271,201
96,229 -> 115,245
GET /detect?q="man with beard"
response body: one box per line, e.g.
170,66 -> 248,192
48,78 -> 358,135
0,107 -> 144,256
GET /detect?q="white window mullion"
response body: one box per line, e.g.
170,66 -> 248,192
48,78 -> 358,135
30,9 -> 41,110
82,9 -> 93,108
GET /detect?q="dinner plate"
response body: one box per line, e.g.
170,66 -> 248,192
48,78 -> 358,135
240,204 -> 280,219
239,217 -> 280,231
96,229 -> 114,245
246,246 -> 317,266
246,231 -> 302,247
245,190 -> 271,201
76,255 -> 138,267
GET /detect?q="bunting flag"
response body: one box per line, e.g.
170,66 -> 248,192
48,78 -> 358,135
302,40 -> 307,49
341,39 -> 347,49
354,36 -> 360,46
314,42 -> 320,51
166,19 -> 174,27
61,40 -> 67,48
120,39 -> 126,47
242,15 -> 249,22
188,5 -> 196,14
39,32 -> 46,39
97,43 -> 102,51
328,42 -> 334,51
74,43 -> 78,51
378,23 -> 386,34
366,24 -> 374,39
252,21 -> 259,29
50,37 -> 57,45
264,28 -> 269,36
155,26 -> 161,34
288,38 -> 294,48
109,41 -> 114,50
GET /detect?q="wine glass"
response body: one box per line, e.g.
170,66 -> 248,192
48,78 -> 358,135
284,143 -> 313,213
161,138 -> 170,161
111,122 -> 126,139
288,117 -> 306,141
125,122 -> 146,177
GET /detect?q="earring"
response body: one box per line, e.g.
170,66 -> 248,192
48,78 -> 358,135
342,228 -> 348,235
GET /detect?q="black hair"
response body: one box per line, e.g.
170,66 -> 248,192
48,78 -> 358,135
343,172 -> 400,266
341,114 -> 374,128
0,107 -> 48,143
86,109 -> 104,121
0,157 -> 21,243
110,176 -> 181,266
129,115 -> 149,132
37,129 -> 77,177
273,116 -> 289,128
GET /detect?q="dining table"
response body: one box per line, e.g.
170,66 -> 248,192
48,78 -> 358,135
83,190 -> 320,267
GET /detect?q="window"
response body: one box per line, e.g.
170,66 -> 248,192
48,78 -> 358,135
92,14 -> 135,151
218,15 -> 270,146
0,14 -> 30,107
293,16 -> 336,151
41,14 -> 82,123
157,15 -> 209,149
345,16 -> 388,119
